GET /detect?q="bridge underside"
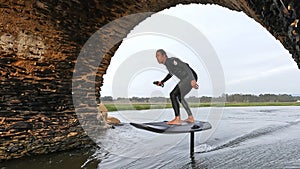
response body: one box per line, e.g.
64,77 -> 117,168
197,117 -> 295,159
0,0 -> 299,160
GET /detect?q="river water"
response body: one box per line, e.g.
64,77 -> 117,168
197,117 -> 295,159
2,106 -> 300,169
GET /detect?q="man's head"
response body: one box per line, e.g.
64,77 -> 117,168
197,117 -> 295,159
156,49 -> 167,64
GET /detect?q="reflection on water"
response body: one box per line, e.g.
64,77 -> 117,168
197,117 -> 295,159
2,106 -> 300,169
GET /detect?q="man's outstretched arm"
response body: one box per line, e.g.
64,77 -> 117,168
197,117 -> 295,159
161,73 -> 172,83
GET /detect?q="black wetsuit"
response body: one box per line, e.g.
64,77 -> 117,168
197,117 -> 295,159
161,57 -> 198,117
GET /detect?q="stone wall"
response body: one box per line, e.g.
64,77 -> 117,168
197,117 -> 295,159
0,0 -> 299,161
0,1 -> 92,160
247,0 -> 300,65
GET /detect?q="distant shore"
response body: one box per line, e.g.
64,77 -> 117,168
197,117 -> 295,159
103,102 -> 300,112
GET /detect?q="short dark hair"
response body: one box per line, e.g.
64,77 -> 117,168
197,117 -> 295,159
156,49 -> 167,56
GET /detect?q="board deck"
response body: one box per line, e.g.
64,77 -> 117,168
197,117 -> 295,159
130,120 -> 212,134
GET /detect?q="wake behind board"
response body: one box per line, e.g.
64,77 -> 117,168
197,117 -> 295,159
130,120 -> 212,134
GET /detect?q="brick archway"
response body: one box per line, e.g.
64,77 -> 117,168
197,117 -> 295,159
0,0 -> 299,160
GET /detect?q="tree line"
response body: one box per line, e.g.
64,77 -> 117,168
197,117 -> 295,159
101,94 -> 300,103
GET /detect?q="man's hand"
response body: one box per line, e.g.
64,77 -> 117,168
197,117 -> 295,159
153,81 -> 164,87
191,80 -> 199,89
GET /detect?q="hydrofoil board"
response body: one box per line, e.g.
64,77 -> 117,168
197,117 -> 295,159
130,120 -> 212,134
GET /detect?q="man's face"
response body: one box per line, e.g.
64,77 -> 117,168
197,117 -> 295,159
156,52 -> 165,64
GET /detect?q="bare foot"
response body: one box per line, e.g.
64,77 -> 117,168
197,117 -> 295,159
184,116 -> 195,123
167,117 -> 182,125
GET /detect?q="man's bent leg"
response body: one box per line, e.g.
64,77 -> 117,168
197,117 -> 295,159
179,81 -> 195,123
170,85 -> 181,116
168,85 -> 182,125
181,96 -> 195,123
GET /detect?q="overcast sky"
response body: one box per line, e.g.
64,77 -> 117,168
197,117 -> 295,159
101,4 -> 300,98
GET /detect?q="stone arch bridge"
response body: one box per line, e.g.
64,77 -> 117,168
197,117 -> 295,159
0,0 -> 299,160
